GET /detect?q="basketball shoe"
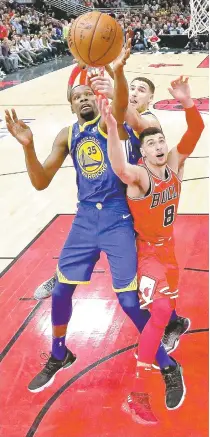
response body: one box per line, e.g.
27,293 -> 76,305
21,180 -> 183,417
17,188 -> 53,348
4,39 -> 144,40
161,357 -> 186,409
28,348 -> 76,393
34,275 -> 56,300
162,316 -> 191,353
122,392 -> 158,425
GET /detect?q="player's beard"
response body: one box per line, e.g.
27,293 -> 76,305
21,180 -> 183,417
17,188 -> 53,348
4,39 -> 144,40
81,110 -> 95,122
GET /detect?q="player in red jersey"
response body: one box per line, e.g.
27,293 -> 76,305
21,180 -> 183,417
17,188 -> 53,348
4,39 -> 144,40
98,75 -> 204,424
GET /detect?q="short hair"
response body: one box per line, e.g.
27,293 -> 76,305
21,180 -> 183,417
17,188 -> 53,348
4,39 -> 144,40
69,84 -> 92,103
139,127 -> 164,145
131,77 -> 155,94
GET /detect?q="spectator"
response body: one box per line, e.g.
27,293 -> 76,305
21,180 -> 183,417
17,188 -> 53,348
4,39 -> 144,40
2,37 -> 20,70
50,28 -> 65,56
144,23 -> 156,46
159,23 -> 170,34
19,33 -> 39,63
31,33 -> 50,60
10,16 -> 22,34
169,22 -> 178,34
0,40 -> 13,73
19,15 -> 29,34
62,19 -> 70,41
151,1 -> 159,12
11,35 -> 34,65
29,18 -> 40,34
176,22 -> 185,34
40,32 -> 56,58
132,28 -> 146,52
0,19 -> 8,39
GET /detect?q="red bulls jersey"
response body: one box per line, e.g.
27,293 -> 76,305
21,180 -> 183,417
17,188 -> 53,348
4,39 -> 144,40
127,158 -> 181,243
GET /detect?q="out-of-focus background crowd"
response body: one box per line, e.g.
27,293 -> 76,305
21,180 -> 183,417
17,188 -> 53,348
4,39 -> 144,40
0,0 -> 208,77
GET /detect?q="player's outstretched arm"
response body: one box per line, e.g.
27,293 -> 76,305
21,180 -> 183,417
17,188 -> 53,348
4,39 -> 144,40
111,38 -> 131,124
167,76 -> 205,174
125,103 -> 161,133
98,97 -> 145,185
5,109 -> 69,190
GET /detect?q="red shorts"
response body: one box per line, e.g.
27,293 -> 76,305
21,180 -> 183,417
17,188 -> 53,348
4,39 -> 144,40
137,237 -> 179,309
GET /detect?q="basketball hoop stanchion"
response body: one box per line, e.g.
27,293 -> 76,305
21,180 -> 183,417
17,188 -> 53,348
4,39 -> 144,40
186,0 -> 209,37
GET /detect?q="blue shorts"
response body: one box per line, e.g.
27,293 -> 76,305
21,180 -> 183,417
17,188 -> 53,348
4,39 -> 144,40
57,201 -> 137,292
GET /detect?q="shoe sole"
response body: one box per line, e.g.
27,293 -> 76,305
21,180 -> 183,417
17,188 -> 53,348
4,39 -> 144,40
34,290 -> 53,300
121,401 -> 158,425
28,356 -> 77,393
165,318 -> 191,354
166,366 -> 187,410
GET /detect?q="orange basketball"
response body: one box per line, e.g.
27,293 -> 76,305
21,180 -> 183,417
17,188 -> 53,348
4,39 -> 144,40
68,11 -> 124,67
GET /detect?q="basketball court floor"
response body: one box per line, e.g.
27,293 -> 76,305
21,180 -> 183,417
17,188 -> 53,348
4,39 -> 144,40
0,52 -> 208,437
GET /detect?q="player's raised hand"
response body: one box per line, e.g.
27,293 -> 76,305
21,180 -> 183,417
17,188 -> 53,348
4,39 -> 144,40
113,37 -> 131,74
97,95 -> 117,130
5,109 -> 33,148
168,76 -> 191,103
90,75 -> 114,99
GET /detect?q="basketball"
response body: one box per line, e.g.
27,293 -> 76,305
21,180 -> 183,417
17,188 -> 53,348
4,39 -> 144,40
68,11 -> 124,67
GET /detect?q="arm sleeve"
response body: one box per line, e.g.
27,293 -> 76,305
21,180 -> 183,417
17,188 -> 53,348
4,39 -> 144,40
68,65 -> 81,86
177,104 -> 205,155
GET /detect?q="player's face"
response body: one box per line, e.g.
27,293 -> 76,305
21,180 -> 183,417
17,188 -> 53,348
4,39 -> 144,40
141,133 -> 168,166
71,86 -> 98,121
129,80 -> 153,112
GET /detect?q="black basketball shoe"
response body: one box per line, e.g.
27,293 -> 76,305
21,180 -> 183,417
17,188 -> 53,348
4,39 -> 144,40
161,357 -> 186,410
28,348 -> 76,393
162,316 -> 191,353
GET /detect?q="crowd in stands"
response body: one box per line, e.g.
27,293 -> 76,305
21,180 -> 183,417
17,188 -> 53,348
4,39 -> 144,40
0,0 -> 72,78
115,1 -> 192,52
0,0 -> 207,79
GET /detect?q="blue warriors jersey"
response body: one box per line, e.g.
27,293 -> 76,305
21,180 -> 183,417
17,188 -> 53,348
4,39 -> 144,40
124,110 -> 161,164
68,115 -> 140,203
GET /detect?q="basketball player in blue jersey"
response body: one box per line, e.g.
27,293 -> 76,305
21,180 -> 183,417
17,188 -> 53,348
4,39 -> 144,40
34,69 -> 189,356
5,47 -> 186,397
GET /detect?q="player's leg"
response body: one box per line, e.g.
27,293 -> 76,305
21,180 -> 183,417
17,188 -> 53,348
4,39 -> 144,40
136,250 -> 186,413
99,210 -> 152,333
162,246 -> 190,353
124,295 -> 173,424
100,213 -> 171,423
107,229 -> 176,371
28,207 -> 100,393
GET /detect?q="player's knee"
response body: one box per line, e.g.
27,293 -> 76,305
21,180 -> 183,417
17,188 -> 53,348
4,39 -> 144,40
52,281 -> 76,300
117,290 -> 139,312
150,297 -> 172,329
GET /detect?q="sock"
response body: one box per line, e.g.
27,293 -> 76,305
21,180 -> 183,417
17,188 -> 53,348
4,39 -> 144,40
52,335 -> 67,360
117,291 -> 173,368
133,370 -> 151,394
169,309 -> 178,323
51,281 -> 76,360
156,343 -> 176,369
